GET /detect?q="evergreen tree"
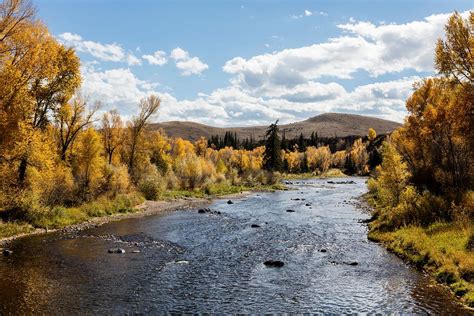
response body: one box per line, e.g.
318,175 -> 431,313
298,133 -> 306,151
263,120 -> 283,171
281,130 -> 288,151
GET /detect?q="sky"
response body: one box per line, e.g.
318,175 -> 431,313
35,0 -> 472,126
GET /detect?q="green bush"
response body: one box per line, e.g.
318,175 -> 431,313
138,174 -> 166,200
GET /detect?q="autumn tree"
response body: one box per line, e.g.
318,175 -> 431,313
263,120 -> 283,171
55,97 -> 99,161
368,128 -> 377,142
127,95 -> 160,179
101,109 -> 123,165
435,11 -> 473,84
0,0 -> 80,188
72,128 -> 105,200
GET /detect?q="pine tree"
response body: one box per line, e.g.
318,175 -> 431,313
263,120 -> 283,171
298,133 -> 306,151
281,130 -> 288,151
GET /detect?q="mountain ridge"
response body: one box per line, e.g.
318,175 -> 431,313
150,113 -> 402,141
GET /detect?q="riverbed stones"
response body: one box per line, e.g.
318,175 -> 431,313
198,208 -> 221,215
108,248 -> 125,254
264,260 -> 284,268
2,249 -> 13,256
327,180 -> 356,185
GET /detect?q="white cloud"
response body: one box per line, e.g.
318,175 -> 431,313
58,32 -> 126,62
80,62 -> 416,126
170,47 -> 189,60
223,11 -> 469,95
126,54 -> 142,66
304,10 -> 312,17
170,47 -> 208,76
142,50 -> 167,65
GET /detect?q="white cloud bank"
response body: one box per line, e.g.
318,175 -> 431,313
78,11 -> 466,126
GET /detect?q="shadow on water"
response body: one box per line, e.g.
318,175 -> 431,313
0,177 -> 470,314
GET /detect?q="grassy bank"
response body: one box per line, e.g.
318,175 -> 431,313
0,192 -> 145,240
0,182 -> 286,240
368,216 -> 474,307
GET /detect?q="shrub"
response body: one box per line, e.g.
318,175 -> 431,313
138,173 -> 166,200
102,164 -> 130,196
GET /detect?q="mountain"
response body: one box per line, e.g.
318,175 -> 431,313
150,113 -> 402,141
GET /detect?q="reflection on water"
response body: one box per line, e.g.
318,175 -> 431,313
0,178 -> 469,314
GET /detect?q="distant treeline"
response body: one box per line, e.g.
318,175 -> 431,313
209,130 -> 385,154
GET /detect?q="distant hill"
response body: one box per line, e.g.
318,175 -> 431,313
150,113 -> 402,141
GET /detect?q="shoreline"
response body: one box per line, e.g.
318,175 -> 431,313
0,191 -> 252,247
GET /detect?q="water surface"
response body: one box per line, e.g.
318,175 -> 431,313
0,178 -> 468,314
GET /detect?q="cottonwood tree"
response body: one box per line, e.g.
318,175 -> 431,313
101,109 -> 123,165
435,11 -> 473,84
127,95 -> 160,179
55,97 -> 99,161
0,0 -> 80,187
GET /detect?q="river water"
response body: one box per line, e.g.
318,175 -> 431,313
0,178 -> 469,314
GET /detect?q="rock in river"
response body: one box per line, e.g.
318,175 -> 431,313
2,249 -> 13,256
286,209 -> 295,213
251,224 -> 261,228
227,200 -> 234,205
264,260 -> 284,268
108,248 -> 126,254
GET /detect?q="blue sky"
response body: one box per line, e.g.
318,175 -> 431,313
35,0 -> 472,126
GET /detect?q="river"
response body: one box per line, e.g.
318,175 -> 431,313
0,177 -> 469,314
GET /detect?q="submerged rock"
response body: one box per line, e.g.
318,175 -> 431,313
251,224 -> 261,228
305,203 -> 312,206
264,260 -> 284,268
327,180 -> 356,185
198,208 -> 221,215
2,249 -> 13,256
227,200 -> 234,205
286,209 -> 296,213
319,249 -> 327,253
108,248 -> 125,254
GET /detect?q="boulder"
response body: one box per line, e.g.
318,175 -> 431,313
251,224 -> 261,228
319,249 -> 327,253
227,200 -> 234,205
264,260 -> 284,268
286,209 -> 295,213
108,248 -> 125,254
